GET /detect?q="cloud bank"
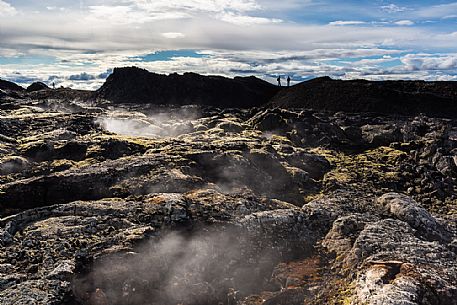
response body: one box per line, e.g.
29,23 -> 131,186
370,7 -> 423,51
0,0 -> 457,88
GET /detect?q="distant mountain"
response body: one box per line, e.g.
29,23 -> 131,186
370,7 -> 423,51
269,77 -> 457,118
0,79 -> 25,92
95,67 -> 280,107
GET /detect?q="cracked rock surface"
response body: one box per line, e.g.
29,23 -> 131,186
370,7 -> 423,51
1,97 -> 456,304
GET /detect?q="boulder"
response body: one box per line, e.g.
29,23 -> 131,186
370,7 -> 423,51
249,109 -> 290,132
216,121 -> 244,133
257,112 -> 288,131
435,155 -> 457,176
322,214 -> 369,256
341,125 -> 363,142
361,124 -> 403,146
0,156 -> 30,175
376,193 -> 450,242
285,152 -> 331,180
350,219 -> 457,305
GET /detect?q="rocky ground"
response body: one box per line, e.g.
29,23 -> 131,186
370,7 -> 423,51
1,95 -> 457,305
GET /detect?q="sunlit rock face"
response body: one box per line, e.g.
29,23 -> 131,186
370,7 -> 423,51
1,94 -> 457,305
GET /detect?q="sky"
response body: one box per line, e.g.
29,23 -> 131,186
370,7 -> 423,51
0,0 -> 457,89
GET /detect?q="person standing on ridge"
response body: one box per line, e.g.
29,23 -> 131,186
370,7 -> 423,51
277,76 -> 281,86
287,76 -> 291,87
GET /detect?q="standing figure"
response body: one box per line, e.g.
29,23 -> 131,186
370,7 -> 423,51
277,76 -> 282,86
52,82 -> 55,89
287,76 -> 291,87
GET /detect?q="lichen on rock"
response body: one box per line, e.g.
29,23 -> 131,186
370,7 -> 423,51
1,97 -> 457,305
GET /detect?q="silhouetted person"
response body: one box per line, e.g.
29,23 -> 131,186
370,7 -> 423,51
287,76 -> 291,87
52,82 -> 55,89
277,76 -> 281,86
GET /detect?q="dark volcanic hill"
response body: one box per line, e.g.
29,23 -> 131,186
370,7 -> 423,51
95,67 -> 279,107
26,81 -> 49,92
270,77 -> 457,118
0,78 -> 24,92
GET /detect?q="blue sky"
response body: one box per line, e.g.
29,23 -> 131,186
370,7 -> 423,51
0,0 -> 457,89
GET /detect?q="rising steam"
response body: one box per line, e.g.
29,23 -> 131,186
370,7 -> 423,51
96,106 -> 201,138
72,226 -> 298,305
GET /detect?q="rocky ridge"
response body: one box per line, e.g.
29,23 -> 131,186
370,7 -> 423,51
269,77 -> 457,118
0,79 -> 25,92
95,67 -> 280,107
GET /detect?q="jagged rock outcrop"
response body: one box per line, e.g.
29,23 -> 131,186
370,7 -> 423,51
95,67 -> 279,107
269,77 -> 457,118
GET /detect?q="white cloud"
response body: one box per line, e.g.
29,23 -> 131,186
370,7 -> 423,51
416,2 -> 457,18
210,48 -> 404,64
330,20 -> 414,27
350,57 -> 399,66
86,0 -> 272,25
46,6 -> 65,11
87,5 -> 190,24
0,0 -> 16,16
394,20 -> 414,26
0,48 -> 22,57
218,11 -> 282,25
401,54 -> 457,71
0,0 -> 454,55
162,32 -> 186,39
381,4 -> 408,13
128,0 -> 260,13
328,21 -> 366,26
1,11 -> 436,53
256,0 -> 314,11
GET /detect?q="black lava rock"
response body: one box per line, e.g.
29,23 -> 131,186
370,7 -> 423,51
269,77 -> 457,118
95,67 -> 280,108
26,82 -> 49,92
0,78 -> 25,92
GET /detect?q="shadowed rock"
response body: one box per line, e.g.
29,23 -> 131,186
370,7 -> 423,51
27,82 -> 49,92
95,67 -> 279,107
0,79 -> 25,92
269,77 -> 457,118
